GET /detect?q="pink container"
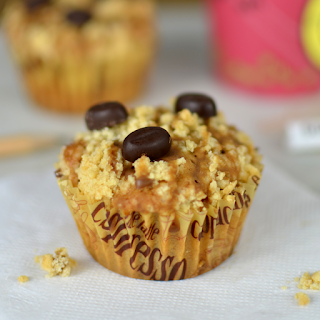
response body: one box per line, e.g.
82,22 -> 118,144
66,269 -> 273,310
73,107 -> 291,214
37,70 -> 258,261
207,0 -> 320,94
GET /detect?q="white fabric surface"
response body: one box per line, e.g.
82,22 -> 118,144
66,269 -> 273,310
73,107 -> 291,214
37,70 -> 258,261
0,159 -> 319,320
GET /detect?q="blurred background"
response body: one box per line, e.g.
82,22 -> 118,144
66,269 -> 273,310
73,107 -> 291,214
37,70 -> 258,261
0,0 -> 319,195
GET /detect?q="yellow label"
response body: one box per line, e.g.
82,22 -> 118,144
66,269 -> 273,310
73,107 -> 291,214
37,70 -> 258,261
301,0 -> 320,69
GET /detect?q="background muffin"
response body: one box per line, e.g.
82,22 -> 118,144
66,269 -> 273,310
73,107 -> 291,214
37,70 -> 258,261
55,94 -> 263,280
2,0 -> 156,113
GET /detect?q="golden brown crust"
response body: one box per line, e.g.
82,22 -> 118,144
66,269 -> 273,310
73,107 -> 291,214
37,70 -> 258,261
63,141 -> 85,186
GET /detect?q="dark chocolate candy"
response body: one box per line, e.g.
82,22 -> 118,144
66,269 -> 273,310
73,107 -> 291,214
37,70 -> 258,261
122,127 -> 172,162
175,93 -> 217,118
85,102 -> 128,130
54,169 -> 63,178
25,0 -> 50,10
66,10 -> 92,27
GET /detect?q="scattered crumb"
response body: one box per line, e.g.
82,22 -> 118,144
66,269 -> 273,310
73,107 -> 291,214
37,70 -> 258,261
296,271 -> 320,290
35,247 -> 76,278
310,283 -> 320,290
295,292 -> 310,306
312,271 -> 320,283
17,275 -> 29,283
281,286 -> 287,291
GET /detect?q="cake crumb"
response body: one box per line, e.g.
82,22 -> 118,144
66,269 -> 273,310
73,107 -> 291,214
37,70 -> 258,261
297,270 -> 320,290
310,283 -> 320,290
281,286 -> 287,291
295,292 -> 310,306
312,271 -> 320,283
17,275 -> 29,283
35,247 -> 76,278
294,277 -> 300,282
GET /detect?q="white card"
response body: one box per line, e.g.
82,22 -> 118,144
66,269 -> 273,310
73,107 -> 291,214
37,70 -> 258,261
286,118 -> 320,152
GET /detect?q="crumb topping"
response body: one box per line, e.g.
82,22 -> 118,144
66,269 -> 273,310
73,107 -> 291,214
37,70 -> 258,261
3,0 -> 155,64
17,275 -> 29,283
35,247 -> 76,278
56,105 -> 263,217
295,292 -> 310,306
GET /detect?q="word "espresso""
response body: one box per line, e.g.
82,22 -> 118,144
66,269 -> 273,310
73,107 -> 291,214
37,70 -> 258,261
91,203 -> 187,280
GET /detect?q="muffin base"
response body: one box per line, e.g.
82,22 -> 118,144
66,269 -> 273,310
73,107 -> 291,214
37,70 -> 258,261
58,174 -> 260,280
22,62 -> 149,113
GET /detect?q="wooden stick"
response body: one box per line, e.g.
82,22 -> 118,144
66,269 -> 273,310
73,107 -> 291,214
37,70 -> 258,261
0,134 -> 60,158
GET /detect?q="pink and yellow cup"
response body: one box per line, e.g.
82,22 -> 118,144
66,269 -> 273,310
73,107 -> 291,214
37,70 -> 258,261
207,0 -> 320,94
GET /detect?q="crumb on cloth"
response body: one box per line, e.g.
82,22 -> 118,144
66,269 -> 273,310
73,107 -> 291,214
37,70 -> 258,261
17,275 -> 29,283
296,271 -> 320,290
295,292 -> 310,306
281,286 -> 287,291
35,247 -> 77,278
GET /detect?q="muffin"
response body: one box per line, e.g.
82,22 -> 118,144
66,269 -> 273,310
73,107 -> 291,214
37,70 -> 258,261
55,93 -> 263,280
2,0 -> 156,112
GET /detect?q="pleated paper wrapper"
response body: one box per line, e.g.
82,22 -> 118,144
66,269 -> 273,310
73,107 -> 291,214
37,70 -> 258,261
57,174 -> 260,281
21,56 -> 152,113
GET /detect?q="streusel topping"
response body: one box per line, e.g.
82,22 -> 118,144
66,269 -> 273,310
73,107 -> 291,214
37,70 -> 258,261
3,0 -> 155,64
56,104 -> 263,217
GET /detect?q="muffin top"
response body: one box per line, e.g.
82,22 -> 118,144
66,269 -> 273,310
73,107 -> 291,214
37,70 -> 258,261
56,94 -> 263,218
2,0 -> 155,63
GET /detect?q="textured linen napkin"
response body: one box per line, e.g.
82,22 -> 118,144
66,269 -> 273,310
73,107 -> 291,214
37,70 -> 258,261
0,159 -> 319,320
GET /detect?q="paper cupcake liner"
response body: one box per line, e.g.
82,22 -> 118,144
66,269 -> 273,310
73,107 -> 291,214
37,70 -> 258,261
20,59 -> 151,113
57,174 -> 260,280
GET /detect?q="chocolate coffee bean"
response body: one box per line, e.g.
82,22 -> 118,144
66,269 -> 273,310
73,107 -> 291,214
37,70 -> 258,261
135,177 -> 153,189
26,0 -> 50,10
85,102 -> 128,130
66,10 -> 92,27
175,93 -> 217,118
122,127 -> 172,162
54,169 -> 63,178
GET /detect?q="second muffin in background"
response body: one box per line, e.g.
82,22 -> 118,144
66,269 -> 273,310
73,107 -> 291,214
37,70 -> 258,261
2,0 -> 156,113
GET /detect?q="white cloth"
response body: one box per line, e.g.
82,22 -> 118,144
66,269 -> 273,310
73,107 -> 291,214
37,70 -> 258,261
0,159 -> 319,320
